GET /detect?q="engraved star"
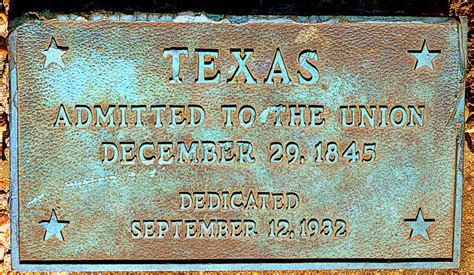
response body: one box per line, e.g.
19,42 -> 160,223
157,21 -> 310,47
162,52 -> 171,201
39,209 -> 69,241
407,40 -> 441,71
39,37 -> 68,69
404,208 -> 435,241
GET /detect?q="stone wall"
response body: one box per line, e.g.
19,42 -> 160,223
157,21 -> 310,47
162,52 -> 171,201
0,0 -> 9,272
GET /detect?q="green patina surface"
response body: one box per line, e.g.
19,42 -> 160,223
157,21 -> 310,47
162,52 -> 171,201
7,15 -> 467,271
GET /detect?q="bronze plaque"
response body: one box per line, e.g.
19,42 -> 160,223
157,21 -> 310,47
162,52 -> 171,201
9,15 -> 467,271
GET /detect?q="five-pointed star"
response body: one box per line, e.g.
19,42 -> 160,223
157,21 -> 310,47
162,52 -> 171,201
39,210 -> 69,241
40,37 -> 68,69
407,40 -> 441,71
405,208 -> 435,241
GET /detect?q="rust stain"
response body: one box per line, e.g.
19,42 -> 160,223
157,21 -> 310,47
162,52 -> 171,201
0,214 -> 8,227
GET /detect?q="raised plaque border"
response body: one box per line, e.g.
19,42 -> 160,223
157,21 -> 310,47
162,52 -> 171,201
8,14 -> 468,271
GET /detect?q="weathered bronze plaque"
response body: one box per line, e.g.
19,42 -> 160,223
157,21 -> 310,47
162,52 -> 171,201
9,15 -> 467,271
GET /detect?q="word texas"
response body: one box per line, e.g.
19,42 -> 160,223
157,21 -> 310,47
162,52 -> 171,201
163,48 -> 320,85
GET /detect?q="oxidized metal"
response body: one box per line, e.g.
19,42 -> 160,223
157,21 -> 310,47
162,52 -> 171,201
8,14 -> 467,271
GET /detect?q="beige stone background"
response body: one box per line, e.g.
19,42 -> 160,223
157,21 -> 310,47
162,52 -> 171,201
0,0 -> 472,273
